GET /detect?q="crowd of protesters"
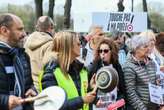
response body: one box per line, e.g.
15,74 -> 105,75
0,13 -> 164,110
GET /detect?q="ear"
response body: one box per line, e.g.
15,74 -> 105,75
0,26 -> 9,34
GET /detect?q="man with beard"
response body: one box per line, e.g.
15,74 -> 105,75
0,13 -> 36,110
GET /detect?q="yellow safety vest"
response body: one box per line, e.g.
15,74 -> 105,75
39,67 -> 89,110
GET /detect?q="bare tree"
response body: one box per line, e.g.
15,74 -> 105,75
64,0 -> 72,29
131,0 -> 134,12
48,0 -> 55,19
117,0 -> 125,11
143,0 -> 151,28
35,0 -> 43,19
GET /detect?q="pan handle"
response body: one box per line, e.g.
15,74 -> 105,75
23,94 -> 48,102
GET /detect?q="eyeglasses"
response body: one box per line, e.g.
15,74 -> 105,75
98,49 -> 110,53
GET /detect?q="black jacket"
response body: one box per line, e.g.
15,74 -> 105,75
88,59 -> 125,96
88,59 -> 126,109
0,43 -> 35,110
42,59 -> 88,110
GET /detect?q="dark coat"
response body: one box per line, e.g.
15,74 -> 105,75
88,59 -> 126,110
41,59 -> 88,110
88,59 -> 125,98
0,43 -> 35,110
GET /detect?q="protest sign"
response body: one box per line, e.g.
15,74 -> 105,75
92,12 -> 147,32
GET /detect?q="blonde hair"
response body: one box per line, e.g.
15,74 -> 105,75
52,31 -> 77,74
88,25 -> 103,35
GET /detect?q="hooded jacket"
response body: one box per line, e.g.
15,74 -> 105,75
24,31 -> 53,91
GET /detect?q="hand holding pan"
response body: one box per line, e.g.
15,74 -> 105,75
94,66 -> 119,93
23,86 -> 66,110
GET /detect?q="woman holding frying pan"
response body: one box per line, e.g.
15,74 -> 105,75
88,37 -> 125,110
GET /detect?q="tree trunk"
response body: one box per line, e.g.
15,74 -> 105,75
131,0 -> 134,12
48,0 -> 55,19
35,0 -> 43,19
143,0 -> 148,11
143,0 -> 151,29
117,0 -> 125,11
64,0 -> 72,29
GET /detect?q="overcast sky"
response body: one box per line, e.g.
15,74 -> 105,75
1,0 -> 164,12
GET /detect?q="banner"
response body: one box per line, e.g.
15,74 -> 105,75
92,12 -> 147,32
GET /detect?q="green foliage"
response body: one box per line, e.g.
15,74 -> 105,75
135,1 -> 164,32
0,4 -> 36,33
0,3 -> 69,32
55,14 -> 64,31
8,4 -> 36,33
150,12 -> 164,32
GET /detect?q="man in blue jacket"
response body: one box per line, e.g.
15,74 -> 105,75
0,13 -> 36,110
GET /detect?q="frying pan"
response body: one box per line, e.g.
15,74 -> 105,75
24,86 -> 66,110
95,66 -> 119,93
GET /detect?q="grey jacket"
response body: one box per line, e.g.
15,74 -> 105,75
122,54 -> 158,110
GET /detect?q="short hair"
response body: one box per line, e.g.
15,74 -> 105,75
35,16 -> 54,31
88,25 -> 103,35
0,13 -> 14,28
112,31 -> 124,40
130,35 -> 150,52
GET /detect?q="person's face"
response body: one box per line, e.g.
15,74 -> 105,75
48,24 -> 55,36
135,44 -> 150,59
98,43 -> 111,64
148,39 -> 155,54
8,18 -> 26,47
72,36 -> 81,57
91,28 -> 105,44
114,36 -> 125,48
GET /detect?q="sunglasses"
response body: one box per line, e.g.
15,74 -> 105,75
98,49 -> 110,53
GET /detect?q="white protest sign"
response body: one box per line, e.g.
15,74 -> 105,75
92,12 -> 147,32
148,83 -> 164,105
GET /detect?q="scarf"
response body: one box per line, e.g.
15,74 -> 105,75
0,43 -> 25,97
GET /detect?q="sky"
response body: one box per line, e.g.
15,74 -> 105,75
0,0 -> 164,13
0,0 -> 163,32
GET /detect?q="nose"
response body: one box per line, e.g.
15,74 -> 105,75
101,53 -> 105,58
101,51 -> 106,54
21,30 -> 26,38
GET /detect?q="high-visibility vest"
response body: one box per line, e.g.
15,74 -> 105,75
38,70 -> 43,93
38,67 -> 89,110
